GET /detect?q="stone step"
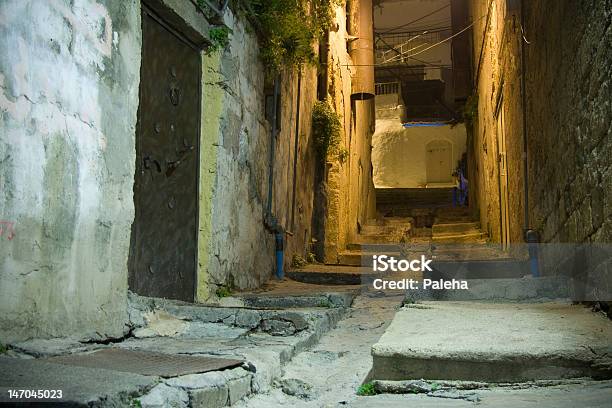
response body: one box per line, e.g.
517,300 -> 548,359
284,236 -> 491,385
338,250 -> 402,266
360,225 -> 409,236
410,276 -> 569,302
346,243 -> 402,252
286,264 -> 373,285
353,233 -> 407,245
431,232 -> 487,244
432,222 -> 480,235
370,301 -> 612,383
435,215 -> 475,223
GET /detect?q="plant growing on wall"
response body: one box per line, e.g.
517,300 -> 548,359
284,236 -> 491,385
312,99 -> 341,161
337,147 -> 349,164
463,94 -> 479,127
246,0 -> 339,69
207,26 -> 233,54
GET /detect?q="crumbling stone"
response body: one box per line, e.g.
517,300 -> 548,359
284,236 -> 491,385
138,383 -> 189,408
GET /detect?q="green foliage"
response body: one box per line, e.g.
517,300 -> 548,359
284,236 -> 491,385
463,94 -> 479,127
318,298 -> 332,308
246,0 -> 339,69
216,286 -> 231,298
128,398 -> 142,408
291,253 -> 308,268
312,99 -> 341,160
337,147 -> 349,164
357,382 -> 377,396
306,252 -> 317,263
0,343 -> 7,354
207,26 -> 233,54
430,382 -> 440,391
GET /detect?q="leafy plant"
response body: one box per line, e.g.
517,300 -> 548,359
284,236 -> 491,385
357,381 -> 377,396
207,26 -> 233,54
0,343 -> 7,354
337,147 -> 349,164
463,94 -> 479,127
216,286 -> 231,298
291,254 -> 308,268
306,252 -> 317,263
312,99 -> 341,160
128,398 -> 142,408
246,0 -> 339,70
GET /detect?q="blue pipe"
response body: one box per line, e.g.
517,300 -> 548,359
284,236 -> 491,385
275,232 -> 284,279
526,230 -> 539,277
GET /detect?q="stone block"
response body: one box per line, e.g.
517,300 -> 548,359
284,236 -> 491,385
234,309 -> 262,329
139,383 -> 189,408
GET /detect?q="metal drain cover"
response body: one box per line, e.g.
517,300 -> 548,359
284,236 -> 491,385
44,348 -> 243,378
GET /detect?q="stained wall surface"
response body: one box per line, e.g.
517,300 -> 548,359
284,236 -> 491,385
0,0 -> 142,342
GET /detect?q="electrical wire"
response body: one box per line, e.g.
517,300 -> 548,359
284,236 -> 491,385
381,16 -> 484,64
379,4 -> 451,34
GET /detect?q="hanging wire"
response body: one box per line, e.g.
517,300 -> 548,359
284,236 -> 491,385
378,4 -> 451,34
382,15 -> 485,63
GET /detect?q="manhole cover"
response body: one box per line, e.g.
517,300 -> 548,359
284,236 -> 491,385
44,348 -> 243,378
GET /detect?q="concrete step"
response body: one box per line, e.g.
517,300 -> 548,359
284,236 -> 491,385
411,276 -> 569,302
370,302 -> 612,383
429,258 -> 530,279
432,222 -> 480,235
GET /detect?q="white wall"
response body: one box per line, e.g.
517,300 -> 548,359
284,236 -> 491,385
0,0 -> 141,342
372,121 -> 467,188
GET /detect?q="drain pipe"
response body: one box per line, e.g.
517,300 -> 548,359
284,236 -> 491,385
264,76 -> 285,279
520,0 -> 539,277
520,0 -> 530,238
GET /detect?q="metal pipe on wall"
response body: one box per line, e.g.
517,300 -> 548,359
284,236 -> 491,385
349,0 -> 375,100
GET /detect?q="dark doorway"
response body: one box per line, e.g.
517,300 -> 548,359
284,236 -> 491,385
129,6 -> 201,302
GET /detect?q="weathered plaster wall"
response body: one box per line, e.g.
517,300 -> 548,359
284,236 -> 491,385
323,3 -> 377,263
198,7 -> 319,299
372,122 -> 467,188
0,0 -> 141,342
197,8 -> 271,298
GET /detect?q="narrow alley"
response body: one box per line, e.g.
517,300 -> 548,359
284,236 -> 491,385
0,0 -> 611,407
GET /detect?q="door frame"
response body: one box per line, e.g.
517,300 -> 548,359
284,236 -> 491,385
131,2 -> 203,302
425,138 -> 454,184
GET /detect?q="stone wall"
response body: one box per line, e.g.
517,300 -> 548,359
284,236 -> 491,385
470,0 -> 611,247
0,0 -> 142,342
523,0 -> 611,246
322,3 -> 377,263
469,0 -> 526,244
198,7 -> 320,299
470,0 -> 611,297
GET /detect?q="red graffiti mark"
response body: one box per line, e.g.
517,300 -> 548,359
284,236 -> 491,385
0,221 -> 15,240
